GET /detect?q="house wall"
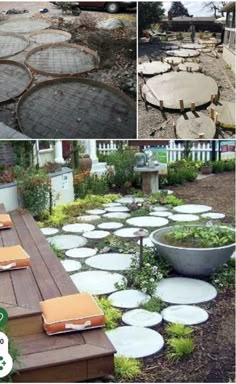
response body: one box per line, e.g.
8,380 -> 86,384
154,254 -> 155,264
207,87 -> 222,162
223,46 -> 235,73
0,182 -> 18,212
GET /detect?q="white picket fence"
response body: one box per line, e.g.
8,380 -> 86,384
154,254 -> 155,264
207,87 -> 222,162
97,141 -> 221,163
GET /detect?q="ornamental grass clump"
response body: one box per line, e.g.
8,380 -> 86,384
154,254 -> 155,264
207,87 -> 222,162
114,356 -> 143,381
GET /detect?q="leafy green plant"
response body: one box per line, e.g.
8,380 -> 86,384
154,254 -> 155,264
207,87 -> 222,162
211,258 -> 235,290
148,191 -> 184,207
141,296 -> 166,312
74,173 -> 109,198
114,356 -> 142,381
95,297 -> 122,330
166,323 -> 193,338
0,327 -> 22,383
165,225 -> 235,248
212,160 -> 235,173
167,337 -> 194,361
50,243 -> 64,259
164,195 -> 184,206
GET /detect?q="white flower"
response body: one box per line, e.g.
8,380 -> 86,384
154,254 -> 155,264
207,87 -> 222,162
142,288 -> 147,293
150,278 -> 155,283
152,266 -> 158,272
145,263 -> 151,267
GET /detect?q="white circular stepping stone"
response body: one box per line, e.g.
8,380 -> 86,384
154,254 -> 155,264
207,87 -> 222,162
161,305 -> 208,325
108,289 -> 150,309
106,326 -> 164,358
105,206 -> 130,213
155,277 -> 217,304
169,214 -> 199,222
137,237 -> 154,248
103,203 -> 122,207
116,197 -> 144,204
65,247 -> 97,259
83,230 -> 110,240
127,216 -> 168,228
153,206 -> 168,212
62,223 -> 95,233
114,227 -> 142,238
48,235 -> 87,250
122,309 -> 162,327
86,209 -> 106,215
77,215 -> 100,222
71,271 -> 125,295
164,57 -> 183,65
41,227 -> 59,236
178,62 -> 201,72
201,212 -> 225,220
150,211 -> 172,217
86,253 -> 134,271
103,212 -> 130,220
61,259 -> 82,273
174,204 -> 212,214
97,222 -> 123,230
138,61 -> 171,75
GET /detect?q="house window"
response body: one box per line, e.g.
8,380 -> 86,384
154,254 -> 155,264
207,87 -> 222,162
38,141 -> 53,151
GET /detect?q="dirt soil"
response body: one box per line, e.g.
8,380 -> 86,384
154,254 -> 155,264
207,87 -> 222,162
0,2 -> 136,131
138,37 -> 235,139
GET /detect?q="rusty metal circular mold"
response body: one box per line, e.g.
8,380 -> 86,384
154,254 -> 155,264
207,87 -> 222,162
0,60 -> 32,104
17,78 -> 136,139
0,32 -> 29,59
166,49 -> 200,58
28,29 -> 72,44
142,72 -> 218,110
25,43 -> 99,76
0,18 -> 50,34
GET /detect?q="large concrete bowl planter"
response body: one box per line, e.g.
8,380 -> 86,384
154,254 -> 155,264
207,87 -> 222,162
150,226 -> 235,276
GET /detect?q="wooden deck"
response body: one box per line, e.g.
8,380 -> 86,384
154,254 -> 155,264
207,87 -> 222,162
0,204 -> 115,382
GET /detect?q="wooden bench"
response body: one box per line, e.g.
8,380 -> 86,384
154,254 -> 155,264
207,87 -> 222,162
0,204 -> 115,382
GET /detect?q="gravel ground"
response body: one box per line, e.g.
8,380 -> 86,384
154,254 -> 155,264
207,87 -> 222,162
138,38 -> 235,139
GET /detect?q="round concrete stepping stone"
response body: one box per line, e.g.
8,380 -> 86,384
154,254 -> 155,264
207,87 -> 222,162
41,227 -> 59,236
61,259 -> 82,273
103,203 -> 122,207
137,237 -> 154,248
166,49 -> 200,58
181,43 -> 204,50
86,209 -> 106,215
155,277 -> 217,304
127,216 -> 168,228
176,112 -> 216,139
169,214 -> 199,222
174,204 -> 212,214
207,101 -> 235,129
116,197 -> 144,204
85,253 -> 134,271
201,212 -> 225,220
83,230 -> 110,240
161,305 -> 208,325
150,211 -> 172,217
0,19 -> 50,33
97,222 -> 123,230
66,247 -> 97,259
153,206 -> 169,212
178,62 -> 201,72
122,309 -> 162,327
48,235 -> 87,250
105,206 -> 130,213
103,212 -> 130,220
164,57 -> 184,65
138,61 -> 171,75
106,326 -> 164,358
114,227 -> 142,238
108,289 -> 150,309
71,271 -> 125,295
77,215 -> 100,222
62,223 -> 95,233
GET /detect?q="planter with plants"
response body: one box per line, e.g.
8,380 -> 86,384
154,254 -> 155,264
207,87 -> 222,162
150,225 -> 235,276
201,161 -> 213,175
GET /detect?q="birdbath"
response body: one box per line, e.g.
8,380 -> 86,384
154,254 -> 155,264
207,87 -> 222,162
134,165 -> 161,195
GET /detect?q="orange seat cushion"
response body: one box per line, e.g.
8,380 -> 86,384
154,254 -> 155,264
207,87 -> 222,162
0,245 -> 31,270
40,293 -> 105,335
0,214 -> 13,229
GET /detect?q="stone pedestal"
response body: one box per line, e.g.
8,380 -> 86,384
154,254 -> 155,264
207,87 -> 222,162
134,166 -> 160,195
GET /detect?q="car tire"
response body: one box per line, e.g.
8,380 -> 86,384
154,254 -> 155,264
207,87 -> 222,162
105,2 -> 120,13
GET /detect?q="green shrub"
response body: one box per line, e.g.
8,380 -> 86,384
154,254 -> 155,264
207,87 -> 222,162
148,192 -> 184,207
166,323 -> 193,337
50,243 -> 64,259
114,356 -> 142,381
212,160 -> 235,173
167,337 -> 194,361
211,258 -> 235,290
95,297 -> 122,330
141,296 -> 166,312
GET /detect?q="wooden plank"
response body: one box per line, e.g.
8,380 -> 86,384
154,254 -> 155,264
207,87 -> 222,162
88,356 -> 114,379
11,210 -> 61,300
21,211 -> 78,295
82,329 -> 116,353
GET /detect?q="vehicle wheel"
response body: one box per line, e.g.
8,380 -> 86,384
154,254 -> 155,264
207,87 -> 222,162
105,2 -> 119,13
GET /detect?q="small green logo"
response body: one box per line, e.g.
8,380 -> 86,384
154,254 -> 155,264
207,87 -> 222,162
0,308 -> 8,327
0,356 -> 6,370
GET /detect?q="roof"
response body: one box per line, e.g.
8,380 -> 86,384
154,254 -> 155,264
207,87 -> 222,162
222,2 -> 235,12
172,16 -> 216,22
